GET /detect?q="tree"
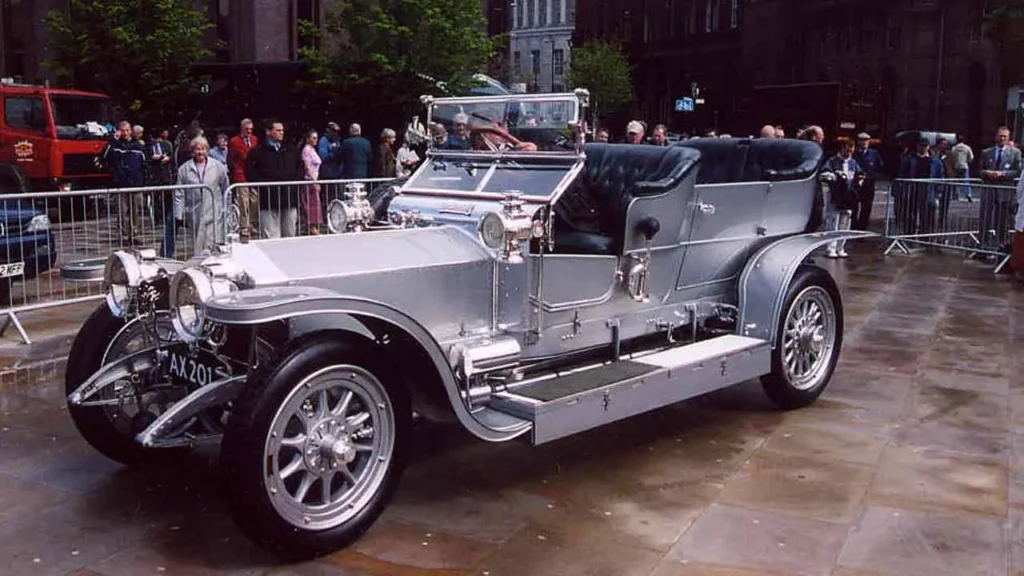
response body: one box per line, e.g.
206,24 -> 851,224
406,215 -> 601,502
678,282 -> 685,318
298,0 -> 501,120
568,41 -> 634,125
43,0 -> 214,127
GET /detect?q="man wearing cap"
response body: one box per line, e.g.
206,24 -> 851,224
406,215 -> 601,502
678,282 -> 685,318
625,121 -> 644,144
317,122 -> 344,181
852,132 -> 884,230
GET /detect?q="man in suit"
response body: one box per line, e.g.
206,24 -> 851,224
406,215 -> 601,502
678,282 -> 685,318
340,123 -> 372,180
979,126 -> 1021,252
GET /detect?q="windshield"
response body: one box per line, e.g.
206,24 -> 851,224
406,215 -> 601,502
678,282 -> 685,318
427,93 -> 584,154
405,156 -> 578,202
49,95 -> 113,140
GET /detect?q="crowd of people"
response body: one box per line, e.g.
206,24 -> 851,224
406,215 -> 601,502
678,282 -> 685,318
100,117 -> 426,256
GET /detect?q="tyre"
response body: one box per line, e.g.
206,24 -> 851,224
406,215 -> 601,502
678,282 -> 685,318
65,305 -> 184,465
220,334 -> 410,561
761,265 -> 843,409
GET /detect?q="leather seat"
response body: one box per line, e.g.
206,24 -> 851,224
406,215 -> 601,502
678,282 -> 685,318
554,143 -> 701,255
676,138 -> 823,184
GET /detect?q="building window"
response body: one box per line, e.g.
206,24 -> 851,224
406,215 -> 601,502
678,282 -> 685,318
531,49 -> 541,78
209,0 -> 231,62
553,0 -> 562,25
3,97 -> 47,134
526,0 -> 533,28
514,51 -> 521,76
553,48 -> 565,76
885,18 -> 901,50
704,0 -> 719,32
292,0 -> 321,59
514,0 -> 520,28
730,0 -> 739,29
539,0 -> 547,26
644,12 -> 651,43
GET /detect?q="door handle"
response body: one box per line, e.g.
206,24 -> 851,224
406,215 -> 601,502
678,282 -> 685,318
697,202 -> 716,215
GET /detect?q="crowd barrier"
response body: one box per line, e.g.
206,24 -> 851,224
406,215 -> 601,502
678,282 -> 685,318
883,178 -> 1020,273
0,178 -> 398,344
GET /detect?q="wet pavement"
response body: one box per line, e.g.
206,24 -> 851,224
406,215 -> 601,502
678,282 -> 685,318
0,241 -> 1021,576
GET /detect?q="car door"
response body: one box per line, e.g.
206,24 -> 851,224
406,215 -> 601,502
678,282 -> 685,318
675,181 -> 770,291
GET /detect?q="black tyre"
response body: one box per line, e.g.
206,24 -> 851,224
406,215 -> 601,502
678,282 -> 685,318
220,333 -> 410,562
761,265 -> 844,409
65,305 -> 186,465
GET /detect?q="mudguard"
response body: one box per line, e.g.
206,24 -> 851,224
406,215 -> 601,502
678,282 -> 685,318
737,230 -> 875,346
203,285 -> 532,442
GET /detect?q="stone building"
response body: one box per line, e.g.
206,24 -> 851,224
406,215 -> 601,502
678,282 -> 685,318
508,0 -> 576,92
574,0 -> 1005,146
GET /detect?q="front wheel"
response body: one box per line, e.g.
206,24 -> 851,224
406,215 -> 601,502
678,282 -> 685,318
220,335 -> 409,561
761,265 -> 843,409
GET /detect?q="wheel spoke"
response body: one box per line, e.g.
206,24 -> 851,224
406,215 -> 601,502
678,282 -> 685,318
347,412 -> 370,429
333,390 -> 353,417
280,434 -> 306,449
279,455 -> 304,480
316,389 -> 330,420
294,472 -> 313,503
320,473 -> 335,504
337,464 -> 358,486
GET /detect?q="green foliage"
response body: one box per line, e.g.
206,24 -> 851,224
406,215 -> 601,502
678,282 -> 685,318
568,41 -> 634,114
297,0 -> 501,114
43,0 -> 214,126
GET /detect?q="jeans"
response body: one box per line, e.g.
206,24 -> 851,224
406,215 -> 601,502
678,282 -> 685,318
159,209 -> 177,258
259,208 -> 299,239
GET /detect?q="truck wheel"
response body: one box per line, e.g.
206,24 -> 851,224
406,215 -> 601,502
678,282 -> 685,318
65,305 -> 185,465
221,334 -> 409,561
761,265 -> 843,409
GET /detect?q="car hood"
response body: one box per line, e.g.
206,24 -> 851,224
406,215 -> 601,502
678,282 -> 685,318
227,225 -> 493,287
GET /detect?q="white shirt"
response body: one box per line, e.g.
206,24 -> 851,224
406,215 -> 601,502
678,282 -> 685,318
1016,171 -> 1024,231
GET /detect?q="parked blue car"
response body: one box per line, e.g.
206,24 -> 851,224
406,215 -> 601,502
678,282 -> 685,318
0,165 -> 58,304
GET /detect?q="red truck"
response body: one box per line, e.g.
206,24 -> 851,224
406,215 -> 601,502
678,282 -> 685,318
0,79 -> 114,196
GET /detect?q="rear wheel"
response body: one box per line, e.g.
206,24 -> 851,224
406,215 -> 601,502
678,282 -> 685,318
761,265 -> 843,409
221,335 -> 409,561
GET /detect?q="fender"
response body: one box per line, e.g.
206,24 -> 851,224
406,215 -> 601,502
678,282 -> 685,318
203,285 -> 532,443
737,230 -> 875,346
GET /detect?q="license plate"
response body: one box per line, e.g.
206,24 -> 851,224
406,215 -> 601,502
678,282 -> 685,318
166,347 -> 231,387
0,262 -> 25,278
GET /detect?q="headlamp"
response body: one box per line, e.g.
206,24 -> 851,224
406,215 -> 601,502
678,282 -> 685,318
169,267 -> 235,342
103,250 -> 161,318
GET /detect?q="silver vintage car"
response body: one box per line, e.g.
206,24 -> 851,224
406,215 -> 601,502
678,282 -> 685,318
64,90 -> 870,559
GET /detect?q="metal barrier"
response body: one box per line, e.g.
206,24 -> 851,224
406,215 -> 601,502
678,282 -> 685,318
0,183 -> 215,344
0,177 -> 401,344
221,178 -> 401,240
883,178 -> 1019,273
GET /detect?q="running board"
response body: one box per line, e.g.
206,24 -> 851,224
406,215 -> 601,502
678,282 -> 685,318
489,335 -> 771,445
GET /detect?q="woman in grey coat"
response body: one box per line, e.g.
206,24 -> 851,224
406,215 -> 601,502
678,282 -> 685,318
174,136 -> 230,257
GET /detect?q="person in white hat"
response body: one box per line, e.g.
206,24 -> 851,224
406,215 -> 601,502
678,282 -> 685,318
625,120 -> 645,144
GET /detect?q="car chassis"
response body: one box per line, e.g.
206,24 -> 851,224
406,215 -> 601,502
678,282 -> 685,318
64,89 -> 871,560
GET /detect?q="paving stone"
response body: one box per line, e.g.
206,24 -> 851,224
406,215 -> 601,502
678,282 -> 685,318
666,504 -> 849,576
836,506 -> 1006,576
893,385 -> 1009,458
865,445 -> 1007,518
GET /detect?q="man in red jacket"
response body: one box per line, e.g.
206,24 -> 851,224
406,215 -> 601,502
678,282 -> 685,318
227,118 -> 259,241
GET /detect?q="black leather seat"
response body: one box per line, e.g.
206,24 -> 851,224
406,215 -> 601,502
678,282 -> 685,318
676,138 -> 823,184
553,143 -> 700,255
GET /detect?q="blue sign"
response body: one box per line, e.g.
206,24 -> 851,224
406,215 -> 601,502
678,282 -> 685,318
675,97 -> 695,112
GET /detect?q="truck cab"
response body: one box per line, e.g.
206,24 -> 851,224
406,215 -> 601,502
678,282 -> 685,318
0,79 -> 114,195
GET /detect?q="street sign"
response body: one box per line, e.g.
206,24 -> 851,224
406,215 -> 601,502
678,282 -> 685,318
675,97 -> 695,112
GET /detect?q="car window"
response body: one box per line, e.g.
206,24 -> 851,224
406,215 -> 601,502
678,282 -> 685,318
3,96 -> 47,134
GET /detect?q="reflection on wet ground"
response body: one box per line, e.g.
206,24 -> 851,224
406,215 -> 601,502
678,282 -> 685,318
0,244 -> 1021,575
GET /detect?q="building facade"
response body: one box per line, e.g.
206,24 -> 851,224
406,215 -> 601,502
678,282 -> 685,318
509,0 -> 576,92
575,0 -> 1005,146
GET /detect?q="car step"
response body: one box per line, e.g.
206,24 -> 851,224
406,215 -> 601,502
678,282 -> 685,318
489,334 -> 771,445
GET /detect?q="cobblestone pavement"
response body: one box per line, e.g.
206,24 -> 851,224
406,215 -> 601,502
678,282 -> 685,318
0,244 -> 1021,576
